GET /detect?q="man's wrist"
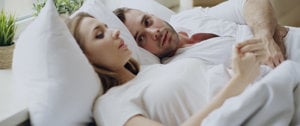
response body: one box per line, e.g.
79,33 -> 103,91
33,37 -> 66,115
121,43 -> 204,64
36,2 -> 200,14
254,31 -> 273,38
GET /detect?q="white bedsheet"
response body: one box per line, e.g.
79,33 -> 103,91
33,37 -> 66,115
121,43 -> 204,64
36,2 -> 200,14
202,60 -> 300,126
194,26 -> 300,125
164,26 -> 300,125
93,26 -> 300,125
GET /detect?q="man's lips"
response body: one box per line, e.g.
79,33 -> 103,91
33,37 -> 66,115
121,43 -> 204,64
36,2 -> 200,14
161,31 -> 169,46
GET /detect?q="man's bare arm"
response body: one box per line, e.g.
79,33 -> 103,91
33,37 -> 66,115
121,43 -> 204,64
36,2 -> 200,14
243,0 -> 286,68
244,0 -> 277,37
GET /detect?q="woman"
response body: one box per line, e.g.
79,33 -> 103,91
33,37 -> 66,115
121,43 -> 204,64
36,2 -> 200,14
66,12 -> 260,126
67,12 -> 139,94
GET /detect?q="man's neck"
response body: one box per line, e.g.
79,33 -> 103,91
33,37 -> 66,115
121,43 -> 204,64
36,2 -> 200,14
178,31 -> 219,48
178,32 -> 194,48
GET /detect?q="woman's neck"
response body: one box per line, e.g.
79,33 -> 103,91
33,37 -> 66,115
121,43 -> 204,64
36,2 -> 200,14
117,67 -> 136,85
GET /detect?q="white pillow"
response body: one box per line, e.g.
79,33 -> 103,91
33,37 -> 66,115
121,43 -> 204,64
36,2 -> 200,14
12,0 -> 101,125
119,0 -> 176,22
74,0 -> 176,65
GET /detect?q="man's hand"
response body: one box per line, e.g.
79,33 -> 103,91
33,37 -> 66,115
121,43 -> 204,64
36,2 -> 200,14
273,25 -> 289,58
261,36 -> 285,68
237,35 -> 286,68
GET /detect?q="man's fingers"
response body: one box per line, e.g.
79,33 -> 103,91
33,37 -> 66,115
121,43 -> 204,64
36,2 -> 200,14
264,53 -> 285,68
273,53 -> 285,67
265,60 -> 275,68
279,54 -> 285,63
239,42 -> 264,54
273,58 -> 280,67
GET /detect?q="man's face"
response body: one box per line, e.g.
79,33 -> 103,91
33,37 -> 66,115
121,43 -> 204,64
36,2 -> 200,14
124,9 -> 179,58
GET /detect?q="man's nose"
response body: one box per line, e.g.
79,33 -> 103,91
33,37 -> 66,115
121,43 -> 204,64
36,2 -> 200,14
146,28 -> 160,40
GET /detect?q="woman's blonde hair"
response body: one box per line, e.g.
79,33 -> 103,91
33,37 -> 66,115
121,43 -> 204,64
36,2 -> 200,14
66,12 -> 139,93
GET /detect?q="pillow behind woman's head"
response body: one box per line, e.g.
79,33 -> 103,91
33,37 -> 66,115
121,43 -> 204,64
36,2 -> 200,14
13,0 -> 101,125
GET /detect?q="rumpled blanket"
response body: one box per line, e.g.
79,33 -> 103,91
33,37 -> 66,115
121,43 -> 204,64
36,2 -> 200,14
202,60 -> 300,126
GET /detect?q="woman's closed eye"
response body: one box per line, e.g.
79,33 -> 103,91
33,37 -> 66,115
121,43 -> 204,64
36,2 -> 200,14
96,33 -> 104,39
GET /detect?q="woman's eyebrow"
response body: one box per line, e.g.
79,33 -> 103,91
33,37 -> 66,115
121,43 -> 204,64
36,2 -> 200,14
92,25 -> 101,32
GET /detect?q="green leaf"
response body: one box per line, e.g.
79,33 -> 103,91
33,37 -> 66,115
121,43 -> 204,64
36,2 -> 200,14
33,0 -> 84,16
0,10 -> 16,46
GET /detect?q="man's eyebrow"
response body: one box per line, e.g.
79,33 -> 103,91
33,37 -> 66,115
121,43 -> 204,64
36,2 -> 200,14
134,15 -> 147,40
141,14 -> 147,26
134,32 -> 138,41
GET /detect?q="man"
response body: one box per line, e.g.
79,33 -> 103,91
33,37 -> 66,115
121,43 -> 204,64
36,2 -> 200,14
111,1 -> 300,126
114,0 -> 291,68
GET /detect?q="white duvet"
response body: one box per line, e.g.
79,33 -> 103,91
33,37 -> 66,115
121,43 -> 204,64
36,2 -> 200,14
202,60 -> 300,126
94,26 -> 300,125
161,27 -> 300,125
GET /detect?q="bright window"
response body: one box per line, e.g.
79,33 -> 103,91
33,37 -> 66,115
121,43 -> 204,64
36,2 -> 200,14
1,0 -> 34,20
1,0 -> 36,39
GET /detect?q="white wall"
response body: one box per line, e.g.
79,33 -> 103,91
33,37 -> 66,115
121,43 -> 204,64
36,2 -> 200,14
2,0 -> 33,17
0,0 -> 4,10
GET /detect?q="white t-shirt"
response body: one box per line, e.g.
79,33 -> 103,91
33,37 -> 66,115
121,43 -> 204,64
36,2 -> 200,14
94,0 -> 278,125
165,0 -> 257,64
164,0 -> 254,64
94,59 -> 231,126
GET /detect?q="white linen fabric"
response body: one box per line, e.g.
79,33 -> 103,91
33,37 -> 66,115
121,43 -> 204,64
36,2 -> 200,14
169,0 -> 247,39
283,27 -> 300,63
166,0 -> 300,65
93,59 -> 298,126
91,0 -> 300,125
163,0 -> 300,125
204,0 -> 247,25
12,0 -> 101,125
169,7 -> 239,39
162,37 -> 234,66
234,25 -> 300,63
94,59 -> 226,126
202,60 -> 300,126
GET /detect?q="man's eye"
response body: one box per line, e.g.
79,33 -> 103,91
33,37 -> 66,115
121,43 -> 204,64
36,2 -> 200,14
137,35 -> 145,44
96,33 -> 104,39
144,18 -> 151,27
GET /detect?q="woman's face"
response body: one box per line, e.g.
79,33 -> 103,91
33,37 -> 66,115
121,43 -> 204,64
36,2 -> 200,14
78,17 -> 132,71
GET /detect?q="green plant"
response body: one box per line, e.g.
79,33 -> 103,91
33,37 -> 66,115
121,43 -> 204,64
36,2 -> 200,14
33,0 -> 84,16
0,10 -> 16,46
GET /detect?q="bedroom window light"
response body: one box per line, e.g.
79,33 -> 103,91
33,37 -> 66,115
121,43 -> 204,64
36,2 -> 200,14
1,0 -> 35,40
1,0 -> 34,19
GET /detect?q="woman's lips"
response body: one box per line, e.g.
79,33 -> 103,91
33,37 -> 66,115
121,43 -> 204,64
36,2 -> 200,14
119,40 -> 126,49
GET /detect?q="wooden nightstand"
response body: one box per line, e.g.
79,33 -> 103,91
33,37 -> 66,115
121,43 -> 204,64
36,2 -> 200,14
0,69 -> 29,125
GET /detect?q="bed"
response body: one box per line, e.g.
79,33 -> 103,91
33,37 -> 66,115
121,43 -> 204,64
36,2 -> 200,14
12,0 -> 300,125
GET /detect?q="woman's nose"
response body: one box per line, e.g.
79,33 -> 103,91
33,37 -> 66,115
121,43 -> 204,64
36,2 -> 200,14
112,29 -> 120,39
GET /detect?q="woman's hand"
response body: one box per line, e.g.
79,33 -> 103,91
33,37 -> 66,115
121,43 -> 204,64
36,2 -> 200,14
237,36 -> 284,68
236,39 -> 267,64
232,46 -> 260,84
